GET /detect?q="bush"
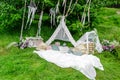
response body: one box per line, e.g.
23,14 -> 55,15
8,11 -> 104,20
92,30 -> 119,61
0,2 -> 21,33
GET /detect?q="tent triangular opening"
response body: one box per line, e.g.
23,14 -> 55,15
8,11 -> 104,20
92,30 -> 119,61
46,16 -> 76,47
76,30 -> 103,53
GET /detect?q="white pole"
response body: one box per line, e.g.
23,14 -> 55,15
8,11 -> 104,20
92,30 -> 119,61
20,0 -> 27,41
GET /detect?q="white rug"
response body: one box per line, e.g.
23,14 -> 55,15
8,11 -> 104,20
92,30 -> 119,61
34,50 -> 104,80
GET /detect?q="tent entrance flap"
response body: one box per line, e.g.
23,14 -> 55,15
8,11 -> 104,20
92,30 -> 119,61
55,27 -> 70,41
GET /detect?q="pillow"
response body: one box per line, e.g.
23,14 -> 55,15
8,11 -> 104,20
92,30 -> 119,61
72,51 -> 83,56
51,45 -> 59,51
70,48 -> 83,56
36,42 -> 47,51
58,46 -> 69,53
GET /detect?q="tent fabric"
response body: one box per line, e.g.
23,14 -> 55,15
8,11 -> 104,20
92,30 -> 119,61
34,50 -> 104,80
46,16 -> 77,47
76,30 -> 103,53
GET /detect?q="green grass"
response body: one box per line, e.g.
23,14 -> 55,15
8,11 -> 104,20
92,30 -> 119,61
0,41 -> 89,80
0,34 -> 120,80
94,8 -> 120,41
0,34 -> 89,80
0,7 -> 120,80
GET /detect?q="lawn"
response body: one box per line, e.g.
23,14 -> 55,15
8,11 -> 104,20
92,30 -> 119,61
0,8 -> 120,80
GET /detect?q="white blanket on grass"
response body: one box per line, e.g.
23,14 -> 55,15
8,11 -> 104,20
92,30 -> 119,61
34,50 -> 104,80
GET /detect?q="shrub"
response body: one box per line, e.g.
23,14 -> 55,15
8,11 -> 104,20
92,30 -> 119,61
0,2 -> 21,33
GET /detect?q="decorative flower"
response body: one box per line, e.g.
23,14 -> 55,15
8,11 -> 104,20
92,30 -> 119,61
102,39 -> 119,52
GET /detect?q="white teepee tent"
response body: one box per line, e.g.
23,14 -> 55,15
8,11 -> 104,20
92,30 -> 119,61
46,16 -> 77,47
76,30 -> 103,53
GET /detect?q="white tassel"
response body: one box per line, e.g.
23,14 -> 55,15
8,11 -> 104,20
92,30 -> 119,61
50,8 -> 56,28
65,0 -> 73,16
25,6 -> 32,29
36,11 -> 43,37
62,0 -> 66,6
25,4 -> 37,29
81,0 -> 90,26
55,0 -> 60,14
53,12 -> 56,26
69,0 -> 78,15
82,13 -> 86,26
28,7 -> 37,29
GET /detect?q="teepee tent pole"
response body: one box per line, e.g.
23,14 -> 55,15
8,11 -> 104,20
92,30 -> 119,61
20,0 -> 27,41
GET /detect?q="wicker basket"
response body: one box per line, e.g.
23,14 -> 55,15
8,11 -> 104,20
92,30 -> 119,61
74,42 -> 95,54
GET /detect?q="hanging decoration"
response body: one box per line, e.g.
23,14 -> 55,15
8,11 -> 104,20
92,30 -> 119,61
63,0 -> 67,15
65,0 -> 73,17
62,0 -> 66,6
36,2 -> 44,37
63,0 -> 78,17
81,0 -> 91,27
69,0 -> 78,16
50,8 -> 56,28
25,0 -> 37,29
50,0 -> 60,28
55,0 -> 60,14
36,11 -> 43,37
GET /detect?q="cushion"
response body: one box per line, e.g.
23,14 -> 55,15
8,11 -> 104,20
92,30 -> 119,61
51,45 -> 59,51
58,46 -> 69,53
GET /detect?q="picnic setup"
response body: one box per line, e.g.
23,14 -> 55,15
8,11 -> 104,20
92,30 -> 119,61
14,0 -> 104,79
1,0 -> 120,80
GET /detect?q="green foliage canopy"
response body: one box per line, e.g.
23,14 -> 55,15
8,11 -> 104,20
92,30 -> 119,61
0,2 -> 21,33
0,0 -> 119,34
